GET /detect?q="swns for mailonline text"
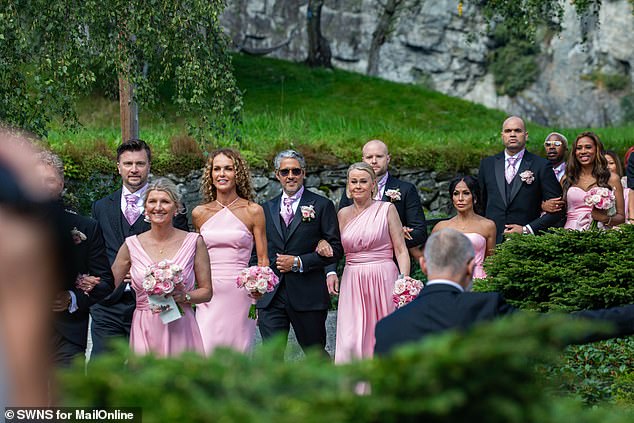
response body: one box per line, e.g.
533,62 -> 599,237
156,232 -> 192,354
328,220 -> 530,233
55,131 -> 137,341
4,407 -> 141,423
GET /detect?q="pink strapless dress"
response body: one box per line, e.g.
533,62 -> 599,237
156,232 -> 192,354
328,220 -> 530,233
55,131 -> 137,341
464,233 -> 487,279
196,206 -> 255,354
564,187 -> 594,230
335,201 -> 397,364
127,232 -> 205,357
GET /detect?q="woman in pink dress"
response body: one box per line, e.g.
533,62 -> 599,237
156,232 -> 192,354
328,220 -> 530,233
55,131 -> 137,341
562,132 -> 625,230
605,150 -> 630,222
432,176 -> 496,279
111,178 -> 212,357
334,162 -> 409,363
192,149 -> 269,354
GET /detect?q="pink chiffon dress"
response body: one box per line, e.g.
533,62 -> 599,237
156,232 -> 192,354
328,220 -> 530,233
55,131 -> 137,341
196,205 -> 256,354
127,232 -> 205,357
335,201 -> 397,363
564,187 -> 594,230
464,233 -> 487,279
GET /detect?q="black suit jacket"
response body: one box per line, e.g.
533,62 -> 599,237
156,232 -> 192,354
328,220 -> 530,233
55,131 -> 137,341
91,188 -> 189,303
339,174 -> 427,248
375,283 -> 634,356
627,152 -> 634,189
478,151 -> 564,243
258,188 -> 342,311
54,210 -> 114,347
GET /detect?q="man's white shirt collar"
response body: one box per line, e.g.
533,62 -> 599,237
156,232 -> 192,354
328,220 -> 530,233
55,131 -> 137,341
426,279 -> 465,292
121,184 -> 148,213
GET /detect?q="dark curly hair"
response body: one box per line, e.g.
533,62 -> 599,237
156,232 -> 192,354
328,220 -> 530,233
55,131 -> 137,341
562,132 -> 611,200
201,148 -> 253,203
449,175 -> 484,215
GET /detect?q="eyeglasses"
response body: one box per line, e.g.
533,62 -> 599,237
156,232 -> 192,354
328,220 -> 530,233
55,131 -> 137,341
278,168 -> 303,177
544,141 -> 563,147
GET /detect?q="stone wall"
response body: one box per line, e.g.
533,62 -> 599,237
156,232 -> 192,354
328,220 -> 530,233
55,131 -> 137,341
172,165 -> 460,220
222,0 -> 634,127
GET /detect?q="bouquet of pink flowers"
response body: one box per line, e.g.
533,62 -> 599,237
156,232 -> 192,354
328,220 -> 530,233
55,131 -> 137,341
583,187 -> 616,230
143,260 -> 185,322
236,266 -> 280,319
393,276 -> 424,309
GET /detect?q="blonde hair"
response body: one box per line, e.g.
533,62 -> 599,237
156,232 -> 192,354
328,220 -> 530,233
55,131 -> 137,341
346,162 -> 378,199
144,178 -> 185,214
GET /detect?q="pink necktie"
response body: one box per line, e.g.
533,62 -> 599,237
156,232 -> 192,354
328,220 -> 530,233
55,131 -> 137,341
124,194 -> 140,225
505,156 -> 518,184
281,197 -> 294,226
375,177 -> 387,200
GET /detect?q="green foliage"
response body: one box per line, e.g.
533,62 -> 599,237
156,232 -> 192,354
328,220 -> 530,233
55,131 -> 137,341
488,24 -> 540,97
476,226 -> 634,404
0,0 -> 241,143
614,370 -> 634,405
583,72 -> 631,93
60,315 -> 634,422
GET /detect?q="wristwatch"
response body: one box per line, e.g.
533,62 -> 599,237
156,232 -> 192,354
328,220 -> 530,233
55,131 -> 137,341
185,293 -> 192,303
291,256 -> 300,272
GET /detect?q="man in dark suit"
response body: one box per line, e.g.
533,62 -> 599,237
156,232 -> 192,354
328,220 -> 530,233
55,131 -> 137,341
90,139 -> 188,356
36,151 -> 114,366
258,150 -> 343,356
479,116 -> 564,244
375,228 -> 634,356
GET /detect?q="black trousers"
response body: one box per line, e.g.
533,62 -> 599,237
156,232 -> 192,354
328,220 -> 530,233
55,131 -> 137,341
89,289 -> 135,357
53,332 -> 85,368
258,282 -> 328,357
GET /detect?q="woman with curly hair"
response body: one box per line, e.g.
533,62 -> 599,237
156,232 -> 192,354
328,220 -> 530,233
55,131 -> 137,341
192,149 -> 269,354
562,132 -> 625,230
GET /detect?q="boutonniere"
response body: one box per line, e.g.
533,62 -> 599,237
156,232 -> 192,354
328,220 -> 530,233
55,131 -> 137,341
300,205 -> 316,222
385,188 -> 401,202
71,227 -> 87,245
519,170 -> 535,185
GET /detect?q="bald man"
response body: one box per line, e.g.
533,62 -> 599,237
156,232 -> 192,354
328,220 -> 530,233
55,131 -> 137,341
478,117 -> 563,244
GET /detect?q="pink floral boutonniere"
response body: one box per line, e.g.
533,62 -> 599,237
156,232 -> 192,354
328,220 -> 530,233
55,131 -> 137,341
71,227 -> 87,245
519,170 -> 535,185
385,188 -> 401,202
300,205 -> 316,222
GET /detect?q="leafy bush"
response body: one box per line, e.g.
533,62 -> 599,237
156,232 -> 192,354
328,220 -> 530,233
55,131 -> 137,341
60,315 -> 634,422
476,226 -> 634,403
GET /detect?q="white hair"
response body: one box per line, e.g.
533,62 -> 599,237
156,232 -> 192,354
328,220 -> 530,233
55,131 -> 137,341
424,228 -> 475,275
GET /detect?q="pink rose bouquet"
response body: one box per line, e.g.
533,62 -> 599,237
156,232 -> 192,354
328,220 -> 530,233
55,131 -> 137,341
144,260 -> 185,316
236,266 -> 280,319
393,276 -> 424,309
583,187 -> 616,230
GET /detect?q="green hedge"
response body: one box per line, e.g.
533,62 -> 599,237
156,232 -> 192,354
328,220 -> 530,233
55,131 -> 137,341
60,314 -> 634,422
475,225 -> 634,403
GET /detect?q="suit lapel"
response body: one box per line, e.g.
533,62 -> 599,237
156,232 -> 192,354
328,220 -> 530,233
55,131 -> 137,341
381,175 -> 398,202
286,190 -> 313,241
109,189 -> 125,244
494,153 -> 507,206
268,195 -> 284,241
509,153 -> 533,204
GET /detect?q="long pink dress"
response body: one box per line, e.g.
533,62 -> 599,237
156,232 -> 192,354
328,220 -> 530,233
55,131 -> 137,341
127,232 -> 205,356
565,187 -> 594,230
335,201 -> 397,363
196,206 -> 256,354
464,233 -> 487,279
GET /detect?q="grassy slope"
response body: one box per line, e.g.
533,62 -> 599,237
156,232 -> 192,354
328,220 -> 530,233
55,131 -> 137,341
47,53 -> 634,170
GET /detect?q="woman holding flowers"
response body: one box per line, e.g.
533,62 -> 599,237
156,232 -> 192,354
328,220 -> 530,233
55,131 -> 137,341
192,149 -> 269,354
562,132 -> 625,230
111,178 -> 212,357
334,162 -> 409,363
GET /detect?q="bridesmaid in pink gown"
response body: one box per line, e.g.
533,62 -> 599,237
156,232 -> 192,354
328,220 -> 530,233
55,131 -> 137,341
605,151 -> 630,222
192,149 -> 269,354
562,133 -> 625,230
111,178 -> 212,357
335,162 -> 410,363
432,176 -> 496,279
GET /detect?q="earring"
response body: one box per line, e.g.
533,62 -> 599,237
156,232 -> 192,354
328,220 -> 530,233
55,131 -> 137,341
143,213 -> 150,223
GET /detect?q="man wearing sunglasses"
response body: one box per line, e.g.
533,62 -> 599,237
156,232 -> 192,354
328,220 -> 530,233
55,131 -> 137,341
257,150 -> 343,357
543,132 -> 568,182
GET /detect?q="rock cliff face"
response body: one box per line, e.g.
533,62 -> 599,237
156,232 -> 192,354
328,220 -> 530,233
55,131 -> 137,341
222,0 -> 634,127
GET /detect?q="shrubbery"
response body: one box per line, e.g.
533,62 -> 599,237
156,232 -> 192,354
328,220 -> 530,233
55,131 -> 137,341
60,315 -> 634,422
476,225 -> 634,403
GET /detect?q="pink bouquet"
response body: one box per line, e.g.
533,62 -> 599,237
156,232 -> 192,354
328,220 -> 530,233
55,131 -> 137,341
143,260 -> 185,316
236,266 -> 280,319
393,276 -> 424,309
583,187 -> 616,230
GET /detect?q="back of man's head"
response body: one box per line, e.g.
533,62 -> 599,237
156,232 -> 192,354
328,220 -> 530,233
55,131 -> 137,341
423,228 -> 475,282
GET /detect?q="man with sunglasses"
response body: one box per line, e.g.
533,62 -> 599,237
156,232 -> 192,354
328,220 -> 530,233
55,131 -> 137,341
257,150 -> 343,357
543,132 -> 568,182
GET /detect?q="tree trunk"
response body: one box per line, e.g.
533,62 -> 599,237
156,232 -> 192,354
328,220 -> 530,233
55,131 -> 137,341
305,0 -> 332,68
367,0 -> 403,76
118,76 -> 139,143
